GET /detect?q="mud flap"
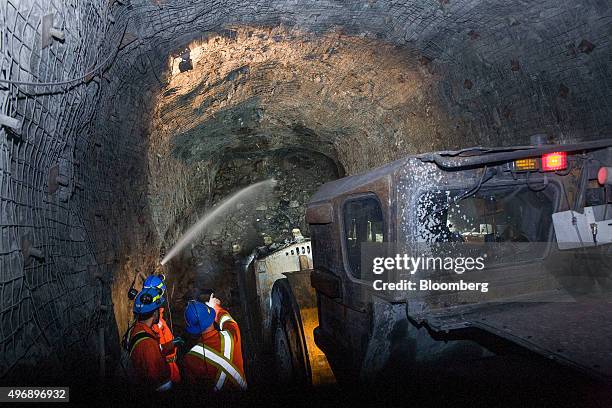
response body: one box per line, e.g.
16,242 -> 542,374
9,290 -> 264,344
283,271 -> 335,386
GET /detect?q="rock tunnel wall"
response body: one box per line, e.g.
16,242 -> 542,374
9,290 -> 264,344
0,0 -> 610,379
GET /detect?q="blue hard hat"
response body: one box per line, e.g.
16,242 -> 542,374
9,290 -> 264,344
133,287 -> 165,315
184,301 -> 216,335
143,274 -> 166,293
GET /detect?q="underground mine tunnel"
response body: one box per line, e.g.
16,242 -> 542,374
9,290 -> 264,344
1,0 -> 612,406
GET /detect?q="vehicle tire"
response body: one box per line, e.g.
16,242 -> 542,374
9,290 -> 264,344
270,278 -> 311,387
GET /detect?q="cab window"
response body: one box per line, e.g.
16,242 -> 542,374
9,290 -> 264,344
343,196 -> 385,279
417,185 -> 555,244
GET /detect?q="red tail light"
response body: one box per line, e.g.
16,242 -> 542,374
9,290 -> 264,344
598,167 -> 611,185
541,152 -> 567,171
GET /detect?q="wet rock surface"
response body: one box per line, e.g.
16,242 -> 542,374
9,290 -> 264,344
161,149 -> 338,336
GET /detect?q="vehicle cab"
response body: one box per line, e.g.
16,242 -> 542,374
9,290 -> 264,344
307,139 -> 612,382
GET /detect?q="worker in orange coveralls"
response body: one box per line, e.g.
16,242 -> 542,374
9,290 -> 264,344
182,294 -> 247,392
143,274 -> 182,383
128,287 -> 173,392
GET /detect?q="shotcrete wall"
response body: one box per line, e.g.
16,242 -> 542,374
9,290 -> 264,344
0,0 -> 610,380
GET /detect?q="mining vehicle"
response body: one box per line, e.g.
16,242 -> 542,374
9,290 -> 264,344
241,139 -> 612,386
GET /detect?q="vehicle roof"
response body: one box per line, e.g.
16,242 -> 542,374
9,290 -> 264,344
308,139 -> 612,204
418,139 -> 612,169
309,155 -> 411,204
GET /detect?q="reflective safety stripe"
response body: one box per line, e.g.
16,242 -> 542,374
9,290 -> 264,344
129,331 -> 155,357
214,331 -> 233,390
219,314 -> 235,330
156,380 -> 172,392
190,338 -> 247,390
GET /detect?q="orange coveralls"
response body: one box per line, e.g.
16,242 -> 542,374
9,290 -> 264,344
152,308 -> 181,383
182,308 -> 247,391
129,321 -> 172,391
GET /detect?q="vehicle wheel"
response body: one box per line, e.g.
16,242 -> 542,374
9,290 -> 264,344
270,278 -> 311,387
274,324 -> 294,381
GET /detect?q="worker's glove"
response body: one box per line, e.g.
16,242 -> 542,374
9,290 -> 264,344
160,338 -> 184,355
206,293 -> 222,313
160,341 -> 174,356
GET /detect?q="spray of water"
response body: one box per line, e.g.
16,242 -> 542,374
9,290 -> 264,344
160,178 -> 277,265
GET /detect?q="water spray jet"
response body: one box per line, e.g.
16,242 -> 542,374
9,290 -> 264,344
160,178 -> 276,265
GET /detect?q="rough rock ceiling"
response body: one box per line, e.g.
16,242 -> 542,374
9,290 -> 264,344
155,26 -> 451,171
147,25 -> 457,243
